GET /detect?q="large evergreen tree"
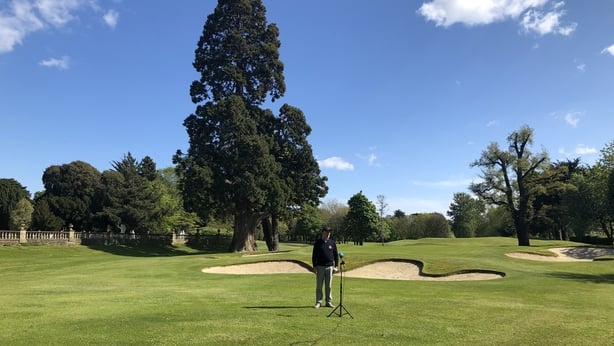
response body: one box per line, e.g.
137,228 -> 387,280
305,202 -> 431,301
96,153 -> 163,233
0,178 -> 30,230
175,0 -> 326,252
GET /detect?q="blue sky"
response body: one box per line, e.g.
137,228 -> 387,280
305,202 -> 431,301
1,0 -> 613,216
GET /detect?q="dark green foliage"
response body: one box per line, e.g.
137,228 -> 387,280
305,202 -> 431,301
529,159 -> 581,240
476,206 -> 515,237
96,153 -> 163,233
31,198 -> 64,231
293,204 -> 322,241
0,178 -> 30,230
191,0 -> 285,105
41,161 -> 101,230
343,191 -> 379,245
176,0 -> 326,252
139,156 -> 158,181
447,192 -> 485,238
410,213 -> 452,238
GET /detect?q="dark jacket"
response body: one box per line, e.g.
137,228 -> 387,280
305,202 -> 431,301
312,238 -> 339,267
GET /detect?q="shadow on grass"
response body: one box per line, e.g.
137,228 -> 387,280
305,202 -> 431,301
85,243 -> 229,257
243,306 -> 314,309
546,271 -> 614,284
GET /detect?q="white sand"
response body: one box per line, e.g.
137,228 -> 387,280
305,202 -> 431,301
201,247 -> 613,281
506,247 -> 614,262
201,260 -> 503,281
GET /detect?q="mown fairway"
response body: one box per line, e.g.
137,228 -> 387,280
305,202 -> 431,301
1,237 -> 613,345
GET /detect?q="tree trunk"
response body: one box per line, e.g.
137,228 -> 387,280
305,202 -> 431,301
261,216 -> 280,251
515,218 -> 531,246
229,212 -> 259,252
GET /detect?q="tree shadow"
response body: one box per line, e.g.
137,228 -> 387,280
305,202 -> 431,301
556,246 -> 614,259
242,306 -> 313,309
85,244 -> 216,257
546,271 -> 614,284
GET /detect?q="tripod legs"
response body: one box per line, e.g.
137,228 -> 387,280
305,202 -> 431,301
327,301 -> 353,318
327,263 -> 353,318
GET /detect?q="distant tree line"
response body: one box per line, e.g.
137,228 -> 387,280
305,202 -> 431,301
0,153 -> 200,235
449,125 -> 614,246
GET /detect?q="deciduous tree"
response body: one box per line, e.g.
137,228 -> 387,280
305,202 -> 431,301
470,126 -> 549,246
447,192 -> 485,238
343,191 -> 379,245
42,161 -> 101,230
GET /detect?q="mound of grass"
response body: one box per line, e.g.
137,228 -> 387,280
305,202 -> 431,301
1,237 -> 612,345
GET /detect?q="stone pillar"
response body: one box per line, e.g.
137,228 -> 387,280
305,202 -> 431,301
68,223 -> 75,244
171,230 -> 177,245
19,223 -> 27,244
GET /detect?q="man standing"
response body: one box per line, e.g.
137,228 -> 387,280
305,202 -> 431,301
312,226 -> 339,308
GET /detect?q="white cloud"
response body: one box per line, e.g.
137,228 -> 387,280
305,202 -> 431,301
39,55 -> 69,69
486,120 -> 498,127
574,144 -> 597,155
356,152 -> 381,167
0,0 -> 44,53
520,5 -> 577,36
576,63 -> 585,72
418,0 -> 549,27
103,9 -> 118,29
367,153 -> 378,166
601,44 -> 614,57
559,144 -> 597,157
35,0 -> 81,26
418,0 -> 576,36
318,157 -> 354,171
0,0 -> 117,54
564,112 -> 580,127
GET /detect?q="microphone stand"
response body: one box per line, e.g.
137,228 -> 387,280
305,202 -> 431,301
328,257 -> 353,318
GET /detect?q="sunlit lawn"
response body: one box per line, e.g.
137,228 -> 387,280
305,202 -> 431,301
1,237 -> 613,345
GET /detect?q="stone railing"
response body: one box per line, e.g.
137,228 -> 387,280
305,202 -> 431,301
0,225 -> 199,247
0,224 -> 80,245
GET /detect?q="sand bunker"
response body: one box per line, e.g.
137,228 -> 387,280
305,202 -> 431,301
202,261 -> 311,274
344,261 -> 503,281
201,260 -> 504,281
506,247 -> 614,262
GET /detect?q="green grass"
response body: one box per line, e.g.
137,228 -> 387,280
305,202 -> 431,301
1,237 -> 613,345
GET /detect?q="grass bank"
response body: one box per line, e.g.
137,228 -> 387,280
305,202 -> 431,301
1,237 -> 612,345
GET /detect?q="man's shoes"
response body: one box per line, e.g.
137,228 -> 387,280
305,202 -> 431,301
325,303 -> 335,308
313,303 -> 321,309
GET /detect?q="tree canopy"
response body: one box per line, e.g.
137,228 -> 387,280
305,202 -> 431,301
175,0 -> 326,252
343,191 -> 379,245
0,178 -> 30,230
470,125 -> 549,246
41,161 -> 101,230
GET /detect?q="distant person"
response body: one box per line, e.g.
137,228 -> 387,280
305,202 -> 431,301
311,226 -> 339,308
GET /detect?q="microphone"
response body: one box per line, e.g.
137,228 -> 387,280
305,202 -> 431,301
339,252 -> 344,258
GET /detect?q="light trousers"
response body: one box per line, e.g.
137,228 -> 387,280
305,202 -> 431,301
315,265 -> 334,304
